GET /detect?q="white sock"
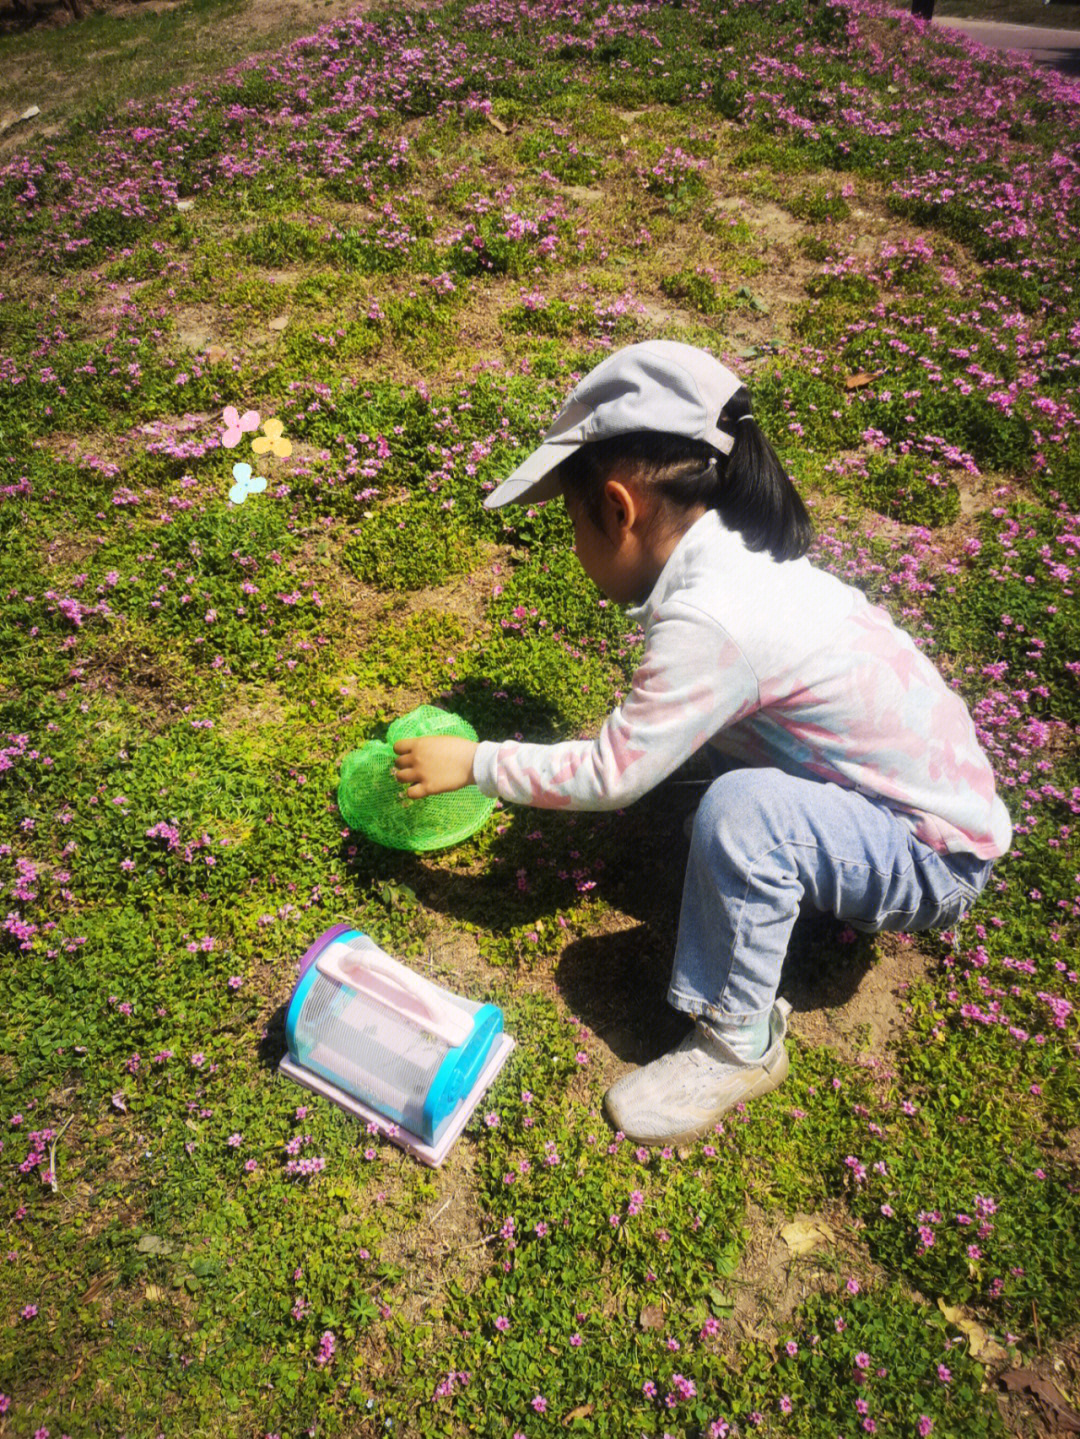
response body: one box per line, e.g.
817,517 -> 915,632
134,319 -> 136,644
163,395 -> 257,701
701,1012 -> 771,1063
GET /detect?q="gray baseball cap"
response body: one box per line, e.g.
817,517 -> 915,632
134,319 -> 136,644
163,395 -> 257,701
483,340 -> 745,509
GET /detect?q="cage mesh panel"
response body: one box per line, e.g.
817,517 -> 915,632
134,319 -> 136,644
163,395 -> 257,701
294,955 -> 481,1137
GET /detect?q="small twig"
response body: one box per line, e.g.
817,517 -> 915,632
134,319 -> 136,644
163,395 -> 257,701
48,1115 -> 75,1193
428,1195 -> 454,1227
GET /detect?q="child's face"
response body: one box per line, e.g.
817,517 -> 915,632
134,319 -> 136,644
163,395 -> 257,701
563,479 -> 658,606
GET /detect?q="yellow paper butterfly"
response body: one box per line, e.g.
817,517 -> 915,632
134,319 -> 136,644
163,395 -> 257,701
252,417 -> 292,459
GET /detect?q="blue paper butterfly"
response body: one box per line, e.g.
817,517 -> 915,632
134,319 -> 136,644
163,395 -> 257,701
229,462 -> 267,505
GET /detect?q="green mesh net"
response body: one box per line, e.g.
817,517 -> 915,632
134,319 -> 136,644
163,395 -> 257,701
337,706 -> 497,852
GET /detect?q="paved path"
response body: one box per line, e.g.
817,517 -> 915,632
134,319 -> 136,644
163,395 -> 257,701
933,15 -> 1080,73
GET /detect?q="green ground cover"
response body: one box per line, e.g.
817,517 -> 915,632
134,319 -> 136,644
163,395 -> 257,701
2,0 -> 1079,1435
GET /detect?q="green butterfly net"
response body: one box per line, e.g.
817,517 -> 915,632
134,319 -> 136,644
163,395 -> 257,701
337,706 -> 497,852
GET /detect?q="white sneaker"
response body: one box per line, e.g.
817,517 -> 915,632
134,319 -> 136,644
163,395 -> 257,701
603,999 -> 791,1146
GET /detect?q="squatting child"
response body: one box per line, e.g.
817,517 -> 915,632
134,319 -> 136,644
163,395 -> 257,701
392,340 -> 1012,1146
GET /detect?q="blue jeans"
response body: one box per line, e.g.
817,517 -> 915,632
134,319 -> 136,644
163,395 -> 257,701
669,767 -> 994,1029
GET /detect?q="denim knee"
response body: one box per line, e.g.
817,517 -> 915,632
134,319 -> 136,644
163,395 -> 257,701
692,767 -> 793,869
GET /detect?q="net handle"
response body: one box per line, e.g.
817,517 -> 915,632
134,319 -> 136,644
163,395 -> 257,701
316,944 -> 473,1048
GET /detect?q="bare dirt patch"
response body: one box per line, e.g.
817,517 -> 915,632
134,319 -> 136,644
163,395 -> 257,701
376,1141 -> 496,1327
171,304 -> 233,356
309,528 -> 506,656
555,909 -> 689,1083
217,683 -> 288,749
39,427 -> 133,479
784,929 -> 937,1062
78,634 -> 193,729
41,523 -> 103,570
728,1198 -> 886,1346
993,1346 -> 1080,1438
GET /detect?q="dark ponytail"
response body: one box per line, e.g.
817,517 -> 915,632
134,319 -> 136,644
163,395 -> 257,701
557,389 -> 813,563
712,386 -> 813,562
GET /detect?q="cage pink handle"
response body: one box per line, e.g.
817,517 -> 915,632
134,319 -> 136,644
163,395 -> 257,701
316,942 -> 472,1048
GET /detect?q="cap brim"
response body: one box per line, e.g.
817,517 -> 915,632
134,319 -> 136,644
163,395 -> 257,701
482,439 -> 583,509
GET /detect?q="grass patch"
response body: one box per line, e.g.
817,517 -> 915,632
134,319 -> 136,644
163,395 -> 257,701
2,0 -> 1079,1434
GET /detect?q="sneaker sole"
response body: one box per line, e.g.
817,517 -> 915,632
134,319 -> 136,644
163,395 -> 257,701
604,1045 -> 790,1148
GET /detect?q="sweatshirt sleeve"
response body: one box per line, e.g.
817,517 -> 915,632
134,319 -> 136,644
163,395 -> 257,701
471,600 -> 759,810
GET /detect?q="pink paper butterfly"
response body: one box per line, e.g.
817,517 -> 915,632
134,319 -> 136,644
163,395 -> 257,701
221,406 -> 260,448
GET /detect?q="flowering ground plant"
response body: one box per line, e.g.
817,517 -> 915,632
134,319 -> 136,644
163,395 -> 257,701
2,0 -> 1079,1434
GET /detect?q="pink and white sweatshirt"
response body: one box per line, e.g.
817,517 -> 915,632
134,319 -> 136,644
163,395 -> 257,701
472,509 -> 1012,860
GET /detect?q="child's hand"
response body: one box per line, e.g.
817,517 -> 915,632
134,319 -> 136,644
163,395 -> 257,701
393,736 -> 478,798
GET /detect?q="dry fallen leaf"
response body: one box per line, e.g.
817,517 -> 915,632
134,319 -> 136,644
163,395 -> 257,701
638,1304 -> 665,1330
484,111 -> 508,135
958,1320 -> 1009,1364
936,1301 -> 1009,1363
268,316 -> 290,331
81,1274 -> 111,1303
845,371 -> 879,390
203,345 -> 229,364
780,1219 -> 835,1256
563,1404 -> 594,1423
1001,1368 -> 1080,1431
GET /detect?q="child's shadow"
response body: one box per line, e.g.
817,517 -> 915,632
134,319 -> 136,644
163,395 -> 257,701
555,907 -> 880,1064
541,772 -> 881,1059
257,1003 -> 289,1072
336,734 -> 883,1062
